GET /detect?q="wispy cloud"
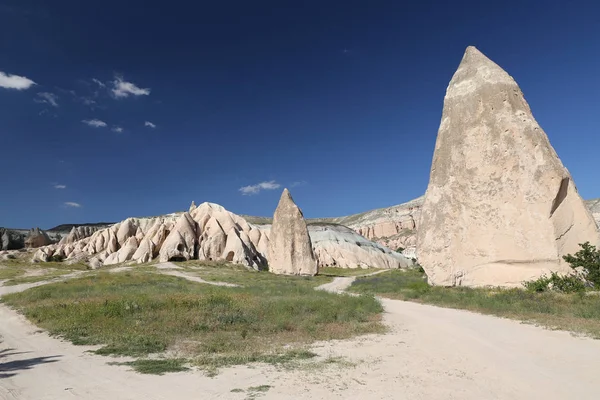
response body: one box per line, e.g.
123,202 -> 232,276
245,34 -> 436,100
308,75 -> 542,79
81,97 -> 97,106
92,78 -> 106,88
144,121 -> 156,128
0,70 -> 36,90
64,202 -> 82,208
290,180 -> 307,188
54,184 -> 66,189
39,109 -> 58,118
112,126 -> 123,133
112,76 -> 150,98
35,92 -> 59,107
239,180 -> 281,196
82,119 -> 107,128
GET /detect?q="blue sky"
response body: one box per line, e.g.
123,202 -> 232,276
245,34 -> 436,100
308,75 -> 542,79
1,0 -> 599,229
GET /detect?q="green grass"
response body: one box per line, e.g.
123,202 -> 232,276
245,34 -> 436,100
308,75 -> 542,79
114,358 -> 189,375
2,269 -> 383,374
0,264 -> 26,281
173,261 -> 333,287
350,269 -> 600,338
318,267 -> 382,277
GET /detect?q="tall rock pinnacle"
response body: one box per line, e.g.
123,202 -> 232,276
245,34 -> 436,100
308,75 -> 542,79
416,46 -> 600,287
268,188 -> 318,276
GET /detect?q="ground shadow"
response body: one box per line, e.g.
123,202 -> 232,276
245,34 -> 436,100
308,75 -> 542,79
0,348 -> 31,359
0,349 -> 61,379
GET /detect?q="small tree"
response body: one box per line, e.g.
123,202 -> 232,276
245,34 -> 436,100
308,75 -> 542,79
563,242 -> 600,288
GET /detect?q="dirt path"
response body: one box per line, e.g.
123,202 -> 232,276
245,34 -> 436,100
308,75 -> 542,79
0,271 -> 86,297
2,271 -> 600,399
153,262 -> 240,287
316,270 -> 388,294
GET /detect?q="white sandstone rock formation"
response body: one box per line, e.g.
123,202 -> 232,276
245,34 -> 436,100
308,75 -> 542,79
309,196 -> 599,259
33,203 -> 271,270
268,189 -> 318,276
318,196 -> 424,255
59,226 -> 101,245
416,46 -> 600,287
158,213 -> 197,262
32,198 -> 412,271
309,224 -> 413,269
586,199 -> 600,228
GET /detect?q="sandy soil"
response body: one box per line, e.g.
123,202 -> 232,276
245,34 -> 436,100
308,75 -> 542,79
2,275 -> 600,399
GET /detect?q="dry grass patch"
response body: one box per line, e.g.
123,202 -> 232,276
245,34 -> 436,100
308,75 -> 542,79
0,259 -> 89,285
350,269 -> 600,338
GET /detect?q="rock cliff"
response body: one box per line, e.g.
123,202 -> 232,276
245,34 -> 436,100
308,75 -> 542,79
416,46 -> 600,287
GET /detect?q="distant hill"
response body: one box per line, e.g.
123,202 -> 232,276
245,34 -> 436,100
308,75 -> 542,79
47,222 -> 115,232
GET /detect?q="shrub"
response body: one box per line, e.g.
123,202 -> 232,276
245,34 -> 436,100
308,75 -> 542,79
396,247 -> 405,253
563,242 -> 600,288
49,254 -> 65,262
523,272 -> 585,294
523,275 -> 551,293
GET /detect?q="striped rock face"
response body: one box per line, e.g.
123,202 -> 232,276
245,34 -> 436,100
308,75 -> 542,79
417,46 -> 600,288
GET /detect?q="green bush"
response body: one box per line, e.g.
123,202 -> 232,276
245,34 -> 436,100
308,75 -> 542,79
396,247 -> 405,253
523,275 -> 551,293
523,272 -> 585,294
563,242 -> 600,288
49,254 -> 65,262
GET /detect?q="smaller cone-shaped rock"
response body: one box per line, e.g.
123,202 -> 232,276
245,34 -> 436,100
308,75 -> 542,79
268,189 -> 318,276
417,46 -> 600,287
25,227 -> 53,248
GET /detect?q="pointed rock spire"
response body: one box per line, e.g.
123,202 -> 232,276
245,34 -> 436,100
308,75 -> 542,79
268,188 -> 318,276
416,46 -> 600,287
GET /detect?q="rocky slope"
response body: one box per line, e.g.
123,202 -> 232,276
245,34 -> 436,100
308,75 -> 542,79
0,223 -> 112,251
587,199 -> 600,227
32,202 -> 412,270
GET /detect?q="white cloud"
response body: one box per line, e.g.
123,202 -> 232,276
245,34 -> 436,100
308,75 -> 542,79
144,121 -> 156,128
54,184 -> 66,189
112,76 -> 150,98
82,97 -> 97,106
64,202 -> 82,208
0,70 -> 36,90
92,78 -> 106,88
239,180 -> 281,195
112,126 -> 123,133
82,119 -> 107,128
35,92 -> 59,107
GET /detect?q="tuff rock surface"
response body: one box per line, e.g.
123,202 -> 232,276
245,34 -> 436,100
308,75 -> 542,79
309,224 -> 412,269
268,189 -> 318,276
1,228 -> 25,251
33,200 -> 409,271
24,228 -> 53,249
416,46 -> 600,287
